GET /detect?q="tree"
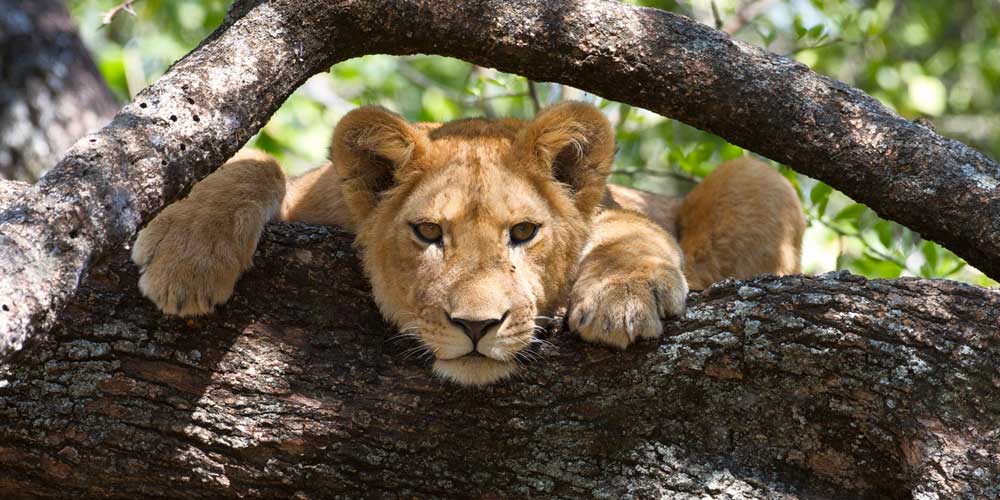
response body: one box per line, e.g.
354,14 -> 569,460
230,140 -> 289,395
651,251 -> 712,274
0,1 -> 998,497
0,0 -> 118,181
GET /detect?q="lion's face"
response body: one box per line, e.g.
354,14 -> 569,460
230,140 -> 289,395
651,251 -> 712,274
331,103 -> 614,385
361,143 -> 588,385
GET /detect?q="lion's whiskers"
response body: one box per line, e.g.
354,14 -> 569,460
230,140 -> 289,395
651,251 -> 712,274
388,322 -> 423,345
388,333 -> 421,345
513,349 -> 541,364
529,336 -> 554,349
400,340 -> 437,361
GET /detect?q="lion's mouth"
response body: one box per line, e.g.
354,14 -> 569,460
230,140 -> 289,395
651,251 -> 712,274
395,315 -> 558,386
432,356 -> 518,386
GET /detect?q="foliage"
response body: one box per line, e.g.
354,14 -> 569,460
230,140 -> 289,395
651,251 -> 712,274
68,0 -> 997,286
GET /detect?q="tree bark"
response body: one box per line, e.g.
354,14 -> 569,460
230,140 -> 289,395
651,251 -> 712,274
1,2 -> 999,496
0,223 -> 997,499
0,0 -> 119,181
2,0 -> 1000,363
2,0 -> 1000,360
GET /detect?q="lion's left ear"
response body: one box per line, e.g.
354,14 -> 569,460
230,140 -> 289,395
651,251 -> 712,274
331,106 -> 429,223
515,101 -> 615,216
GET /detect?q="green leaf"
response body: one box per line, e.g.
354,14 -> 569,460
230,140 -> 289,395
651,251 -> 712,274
809,182 -> 833,217
874,220 -> 895,249
852,255 -> 903,279
921,240 -> 939,272
807,24 -> 826,40
834,203 -> 867,224
420,87 -> 460,122
794,15 -> 808,38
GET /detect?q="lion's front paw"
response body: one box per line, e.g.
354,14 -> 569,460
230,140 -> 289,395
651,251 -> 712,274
131,202 -> 255,317
568,264 -> 687,349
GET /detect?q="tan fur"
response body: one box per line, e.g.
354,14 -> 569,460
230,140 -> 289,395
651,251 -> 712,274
677,158 -> 805,290
567,208 -> 687,349
131,149 -> 286,316
132,102 -> 804,386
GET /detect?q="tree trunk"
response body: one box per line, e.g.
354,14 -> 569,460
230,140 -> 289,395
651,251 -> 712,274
0,223 -> 997,499
0,0 -> 118,181
2,0 -> 1000,362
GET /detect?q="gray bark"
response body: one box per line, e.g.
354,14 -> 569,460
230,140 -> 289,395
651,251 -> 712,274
1,2 -> 999,496
1,223 -> 997,499
0,0 -> 119,181
3,0 -> 1000,361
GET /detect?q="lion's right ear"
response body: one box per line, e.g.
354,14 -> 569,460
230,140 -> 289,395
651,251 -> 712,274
331,106 -> 428,222
515,101 -> 615,217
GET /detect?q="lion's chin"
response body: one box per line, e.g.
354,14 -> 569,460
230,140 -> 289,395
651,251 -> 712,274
432,357 -> 518,386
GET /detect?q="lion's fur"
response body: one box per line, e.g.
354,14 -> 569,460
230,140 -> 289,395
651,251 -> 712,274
133,102 -> 805,386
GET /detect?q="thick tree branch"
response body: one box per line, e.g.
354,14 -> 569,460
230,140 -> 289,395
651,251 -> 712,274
0,1 -> 363,357
1,1 -> 999,383
0,223 -> 997,498
350,0 -> 1000,279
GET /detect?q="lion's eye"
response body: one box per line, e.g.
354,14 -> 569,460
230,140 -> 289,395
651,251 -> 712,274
412,222 -> 443,244
509,222 -> 539,245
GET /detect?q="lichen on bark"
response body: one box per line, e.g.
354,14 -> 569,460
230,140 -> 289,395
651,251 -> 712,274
0,224 -> 997,498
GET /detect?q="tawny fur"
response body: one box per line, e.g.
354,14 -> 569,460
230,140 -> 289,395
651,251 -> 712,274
676,158 -> 806,290
132,102 -> 804,386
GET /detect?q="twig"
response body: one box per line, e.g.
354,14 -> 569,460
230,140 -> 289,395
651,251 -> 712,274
612,167 -> 700,185
469,66 -> 496,118
396,61 -> 458,97
474,93 -> 529,102
460,63 -> 476,89
615,104 -> 632,134
710,1 -> 723,30
790,37 -> 851,54
806,212 -> 909,270
527,80 -> 541,114
102,0 -> 139,25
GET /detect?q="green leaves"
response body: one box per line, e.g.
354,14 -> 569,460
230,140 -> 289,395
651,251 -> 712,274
70,0 -> 997,288
809,182 -> 834,218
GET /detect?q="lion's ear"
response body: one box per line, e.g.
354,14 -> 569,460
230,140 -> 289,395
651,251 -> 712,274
517,101 -> 615,216
331,106 -> 428,222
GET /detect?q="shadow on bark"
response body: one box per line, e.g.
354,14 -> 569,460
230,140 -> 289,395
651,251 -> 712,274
1,223 -> 996,499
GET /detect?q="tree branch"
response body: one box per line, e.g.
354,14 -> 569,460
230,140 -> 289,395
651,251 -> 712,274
0,1 -> 362,358
0,223 -> 996,498
1,0 -> 998,398
101,0 -> 140,25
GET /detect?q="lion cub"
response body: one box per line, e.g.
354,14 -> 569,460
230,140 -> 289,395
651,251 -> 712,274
132,102 -> 804,385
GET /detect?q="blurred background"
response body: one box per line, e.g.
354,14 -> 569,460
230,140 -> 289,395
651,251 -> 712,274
8,0 -> 1000,286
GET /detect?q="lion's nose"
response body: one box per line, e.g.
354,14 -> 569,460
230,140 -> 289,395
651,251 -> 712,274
447,310 -> 509,346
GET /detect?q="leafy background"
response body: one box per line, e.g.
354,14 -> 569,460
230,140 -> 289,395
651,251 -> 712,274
68,0 -> 999,286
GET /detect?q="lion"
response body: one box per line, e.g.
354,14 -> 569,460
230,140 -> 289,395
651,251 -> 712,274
131,102 -> 805,386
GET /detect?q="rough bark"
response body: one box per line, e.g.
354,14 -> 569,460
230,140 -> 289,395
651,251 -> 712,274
0,0 -> 119,181
0,223 -> 997,499
3,0 -> 1000,361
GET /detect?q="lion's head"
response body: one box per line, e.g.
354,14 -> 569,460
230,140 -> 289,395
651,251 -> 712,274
331,102 -> 614,385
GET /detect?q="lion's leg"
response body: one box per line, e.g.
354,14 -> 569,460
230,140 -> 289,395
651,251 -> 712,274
678,157 -> 806,291
567,209 -> 688,349
132,150 -> 287,316
280,163 -> 355,230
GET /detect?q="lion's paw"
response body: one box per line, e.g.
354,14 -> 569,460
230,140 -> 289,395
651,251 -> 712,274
568,264 -> 687,349
131,202 -> 254,317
